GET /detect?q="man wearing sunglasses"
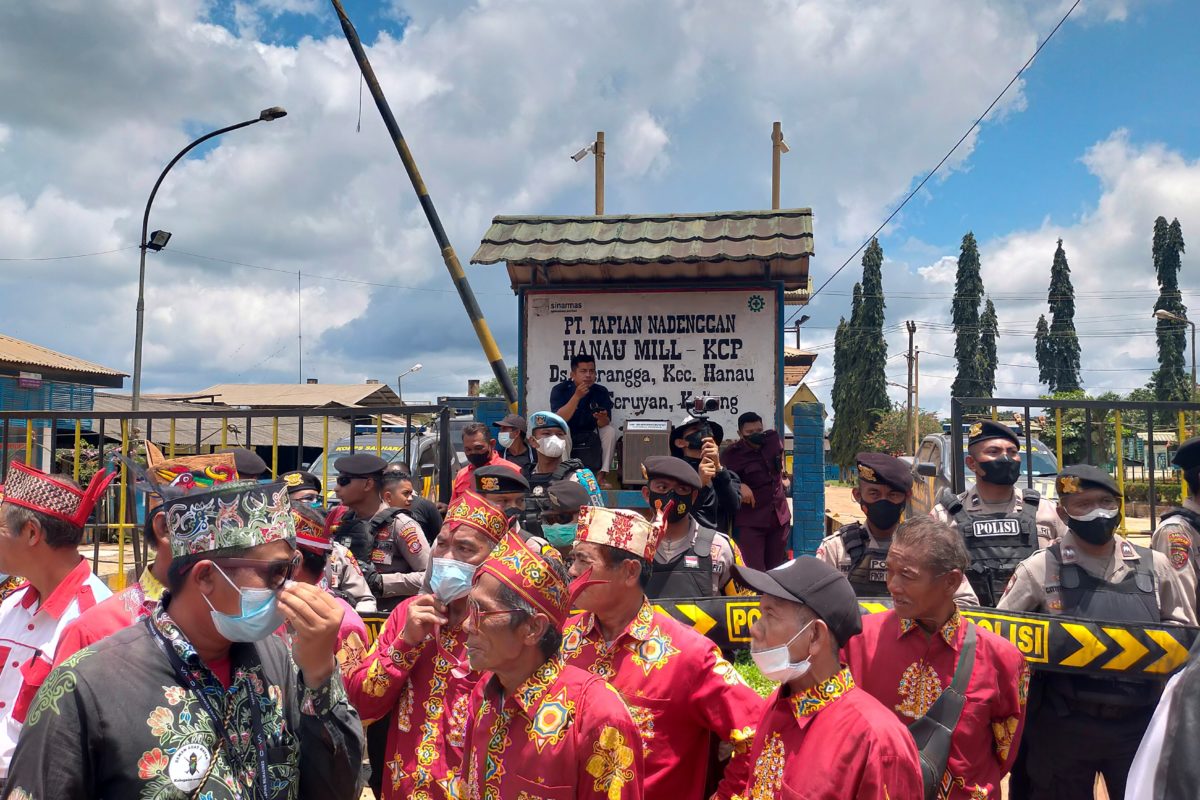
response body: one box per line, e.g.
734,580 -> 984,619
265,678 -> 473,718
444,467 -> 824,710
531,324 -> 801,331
4,480 -> 364,799
333,453 -> 430,612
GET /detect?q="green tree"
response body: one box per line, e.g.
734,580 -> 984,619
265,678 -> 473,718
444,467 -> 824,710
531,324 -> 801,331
1045,239 -> 1082,393
861,403 -> 942,456
856,238 -> 890,431
1153,217 -> 1189,401
1034,315 -> 1052,386
478,366 -> 520,398
977,298 -> 998,399
951,232 -> 984,402
830,284 -> 866,472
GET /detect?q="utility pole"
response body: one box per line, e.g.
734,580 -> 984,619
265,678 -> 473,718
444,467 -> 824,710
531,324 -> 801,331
594,131 -> 605,214
912,347 -> 921,455
905,321 -> 917,454
771,122 -> 788,210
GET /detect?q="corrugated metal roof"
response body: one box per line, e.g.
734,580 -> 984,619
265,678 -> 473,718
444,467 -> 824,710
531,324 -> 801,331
172,383 -> 403,409
0,334 -> 125,382
472,209 -> 813,265
783,348 -> 817,364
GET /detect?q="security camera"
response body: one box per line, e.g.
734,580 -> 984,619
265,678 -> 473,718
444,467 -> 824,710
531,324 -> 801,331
570,144 -> 594,162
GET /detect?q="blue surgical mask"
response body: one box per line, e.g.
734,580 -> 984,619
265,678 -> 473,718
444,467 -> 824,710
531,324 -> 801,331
429,558 -> 478,604
542,522 -> 578,548
204,564 -> 285,642
497,432 -> 514,449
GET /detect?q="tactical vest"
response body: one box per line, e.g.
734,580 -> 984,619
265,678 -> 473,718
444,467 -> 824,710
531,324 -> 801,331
839,522 -> 891,598
647,527 -> 717,599
1044,541 -> 1161,709
941,487 -> 1040,606
523,458 -> 584,495
335,507 -> 417,577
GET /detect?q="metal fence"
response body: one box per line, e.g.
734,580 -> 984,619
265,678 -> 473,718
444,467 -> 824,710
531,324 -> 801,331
1,404 -> 456,589
949,396 -> 1200,529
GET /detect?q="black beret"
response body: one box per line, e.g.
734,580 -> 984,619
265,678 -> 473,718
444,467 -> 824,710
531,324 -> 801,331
1056,464 -> 1120,497
281,470 -> 321,495
734,557 -> 862,647
219,447 -> 268,478
1173,437 -> 1200,471
967,420 -> 1020,448
474,464 -> 530,494
334,453 -> 388,476
855,452 -> 913,493
642,455 -> 702,491
545,480 -> 591,514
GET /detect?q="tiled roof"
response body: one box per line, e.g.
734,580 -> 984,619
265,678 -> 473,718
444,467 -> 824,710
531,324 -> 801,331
0,333 -> 125,386
167,383 -> 403,409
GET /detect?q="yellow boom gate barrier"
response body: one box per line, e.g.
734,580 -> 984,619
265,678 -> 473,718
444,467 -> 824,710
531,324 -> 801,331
0,404 -> 457,590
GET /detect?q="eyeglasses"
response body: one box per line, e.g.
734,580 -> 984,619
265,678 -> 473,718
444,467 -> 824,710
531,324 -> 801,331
466,598 -> 520,627
213,553 -> 300,590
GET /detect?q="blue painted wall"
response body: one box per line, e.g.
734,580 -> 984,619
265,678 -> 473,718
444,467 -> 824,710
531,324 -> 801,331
790,402 -> 826,555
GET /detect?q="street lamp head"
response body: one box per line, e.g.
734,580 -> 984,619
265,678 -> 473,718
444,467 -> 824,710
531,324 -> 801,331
259,107 -> 288,121
779,139 -> 791,154
411,363 -> 423,372
1155,309 -> 1186,323
145,230 -> 172,251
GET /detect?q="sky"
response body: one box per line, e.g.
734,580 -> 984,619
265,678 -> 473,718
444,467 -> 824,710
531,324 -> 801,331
1,0 -> 1198,416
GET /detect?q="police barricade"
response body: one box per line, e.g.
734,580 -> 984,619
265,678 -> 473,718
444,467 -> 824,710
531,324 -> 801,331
363,597 -> 1199,679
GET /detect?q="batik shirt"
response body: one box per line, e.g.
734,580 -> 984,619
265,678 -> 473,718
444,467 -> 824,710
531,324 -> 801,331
3,600 -> 364,799
560,599 -> 763,799
842,610 -> 1030,799
0,558 -> 110,777
52,565 -> 165,667
454,658 -> 645,800
734,667 -> 923,800
345,595 -> 481,799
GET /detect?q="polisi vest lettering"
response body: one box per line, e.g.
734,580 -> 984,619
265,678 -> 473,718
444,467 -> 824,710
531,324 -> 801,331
971,519 -> 1022,538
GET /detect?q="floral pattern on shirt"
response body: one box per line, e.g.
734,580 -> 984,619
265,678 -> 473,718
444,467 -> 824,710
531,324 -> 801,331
585,726 -> 636,800
743,732 -> 785,800
789,667 -> 856,719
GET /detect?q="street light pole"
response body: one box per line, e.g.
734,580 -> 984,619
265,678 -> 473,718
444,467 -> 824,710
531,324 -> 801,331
396,363 -> 423,401
131,107 -> 287,411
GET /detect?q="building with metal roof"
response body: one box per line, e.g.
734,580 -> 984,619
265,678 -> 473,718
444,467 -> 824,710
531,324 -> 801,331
154,382 -> 403,409
0,333 -> 125,390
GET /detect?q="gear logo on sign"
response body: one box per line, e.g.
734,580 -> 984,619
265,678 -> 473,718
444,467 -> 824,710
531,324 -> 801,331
747,294 -> 765,313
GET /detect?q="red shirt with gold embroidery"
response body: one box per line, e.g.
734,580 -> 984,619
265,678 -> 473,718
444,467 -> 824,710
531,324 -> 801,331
457,658 -> 645,800
735,667 -> 922,800
842,610 -> 1030,800
560,599 -> 763,799
345,596 -> 481,799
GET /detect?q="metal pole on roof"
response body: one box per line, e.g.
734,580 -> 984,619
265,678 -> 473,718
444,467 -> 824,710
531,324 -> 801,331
328,0 -> 517,408
594,131 -> 605,215
772,122 -> 788,210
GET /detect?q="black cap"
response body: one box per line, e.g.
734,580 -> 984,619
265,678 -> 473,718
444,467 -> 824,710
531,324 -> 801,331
1174,436 -> 1200,471
474,464 -> 529,494
855,452 -> 913,493
734,557 -> 862,646
967,420 -> 1020,448
493,413 -> 528,434
281,470 -> 321,495
1056,464 -> 1120,497
219,447 -> 268,478
673,414 -> 725,445
642,455 -> 701,491
334,453 -> 388,477
545,480 -> 591,514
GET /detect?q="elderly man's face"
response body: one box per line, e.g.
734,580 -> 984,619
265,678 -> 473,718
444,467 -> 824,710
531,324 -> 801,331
464,572 -> 531,673
886,543 -> 956,622
750,594 -> 812,658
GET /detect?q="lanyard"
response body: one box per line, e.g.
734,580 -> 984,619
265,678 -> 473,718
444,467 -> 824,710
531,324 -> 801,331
145,617 -> 272,800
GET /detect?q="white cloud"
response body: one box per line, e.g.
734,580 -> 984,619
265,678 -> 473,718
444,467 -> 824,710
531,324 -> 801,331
918,256 -> 958,285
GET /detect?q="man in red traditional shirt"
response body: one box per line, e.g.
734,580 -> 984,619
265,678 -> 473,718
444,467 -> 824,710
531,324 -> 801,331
564,505 -> 764,799
732,557 -> 922,800
345,492 -> 508,799
843,515 -> 1030,799
458,532 -> 644,799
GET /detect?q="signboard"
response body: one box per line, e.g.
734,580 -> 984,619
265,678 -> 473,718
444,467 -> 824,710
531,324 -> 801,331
17,372 -> 42,390
522,288 -> 780,436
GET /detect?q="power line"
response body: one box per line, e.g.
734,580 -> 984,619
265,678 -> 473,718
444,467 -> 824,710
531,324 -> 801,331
918,350 -> 1157,372
0,246 -> 138,262
788,0 -> 1083,322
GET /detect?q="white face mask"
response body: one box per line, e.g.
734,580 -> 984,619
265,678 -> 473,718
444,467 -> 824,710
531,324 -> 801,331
497,432 -> 514,449
537,435 -> 567,458
750,620 -> 813,683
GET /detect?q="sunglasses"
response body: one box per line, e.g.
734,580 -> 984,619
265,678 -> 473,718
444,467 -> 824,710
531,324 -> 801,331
336,475 -> 367,487
212,553 -> 301,590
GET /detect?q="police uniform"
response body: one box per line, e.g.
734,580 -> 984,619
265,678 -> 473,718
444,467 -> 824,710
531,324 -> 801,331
932,420 -> 1067,606
642,456 -> 740,598
1150,435 -> 1200,619
998,466 -> 1196,800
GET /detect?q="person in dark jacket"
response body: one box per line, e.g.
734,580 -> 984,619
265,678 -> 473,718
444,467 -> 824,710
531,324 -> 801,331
669,414 -> 742,533
721,412 -> 791,569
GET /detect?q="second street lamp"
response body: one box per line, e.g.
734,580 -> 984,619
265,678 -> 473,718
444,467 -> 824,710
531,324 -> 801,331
131,107 -> 288,411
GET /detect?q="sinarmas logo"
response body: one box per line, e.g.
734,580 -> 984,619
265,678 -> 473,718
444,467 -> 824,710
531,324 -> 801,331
747,294 -> 765,313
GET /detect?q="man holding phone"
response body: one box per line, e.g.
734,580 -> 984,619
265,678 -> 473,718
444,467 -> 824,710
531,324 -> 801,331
550,353 -> 613,473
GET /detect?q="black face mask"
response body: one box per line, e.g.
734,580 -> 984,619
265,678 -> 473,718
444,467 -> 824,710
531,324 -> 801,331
1066,511 -> 1121,545
684,431 -> 706,449
648,490 -> 691,522
978,456 -> 1021,486
746,432 -> 767,447
466,451 -> 491,468
863,498 -> 904,531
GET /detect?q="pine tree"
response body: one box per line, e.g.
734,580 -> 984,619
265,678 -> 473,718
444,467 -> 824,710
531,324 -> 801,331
830,285 -> 865,471
1034,315 -> 1052,386
978,298 -> 998,399
951,232 -> 984,401
1045,239 -> 1082,393
856,238 -> 890,428
1153,217 -> 1189,401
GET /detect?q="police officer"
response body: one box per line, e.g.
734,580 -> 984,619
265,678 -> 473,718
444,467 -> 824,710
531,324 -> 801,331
219,446 -> 269,480
998,465 -> 1196,800
643,455 -> 741,598
522,411 -> 604,505
281,469 -> 322,506
540,480 -> 591,558
472,464 -> 529,524
818,453 -> 978,604
1151,435 -> 1200,619
932,420 -> 1067,605
331,452 -> 430,611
